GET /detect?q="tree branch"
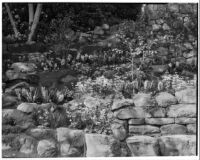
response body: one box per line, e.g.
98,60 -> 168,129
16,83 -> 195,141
28,3 -> 34,31
27,3 -> 43,44
5,3 -> 19,38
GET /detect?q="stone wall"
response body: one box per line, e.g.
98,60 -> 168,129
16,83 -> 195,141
2,87 -> 197,157
143,3 -> 197,67
111,87 -> 197,156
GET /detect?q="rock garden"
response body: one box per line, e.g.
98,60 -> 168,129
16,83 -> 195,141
2,3 -> 197,157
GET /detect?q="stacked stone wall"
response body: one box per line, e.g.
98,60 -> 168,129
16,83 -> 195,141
111,87 -> 197,156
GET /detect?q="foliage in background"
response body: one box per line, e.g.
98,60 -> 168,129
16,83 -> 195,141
14,86 -> 74,104
2,3 -> 142,43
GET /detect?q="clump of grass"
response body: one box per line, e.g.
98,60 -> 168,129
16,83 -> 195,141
14,86 -> 74,104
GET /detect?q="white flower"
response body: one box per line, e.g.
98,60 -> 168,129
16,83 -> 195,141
158,81 -> 164,91
56,91 -> 64,102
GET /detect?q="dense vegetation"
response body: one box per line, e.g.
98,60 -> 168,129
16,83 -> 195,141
2,3 -> 142,42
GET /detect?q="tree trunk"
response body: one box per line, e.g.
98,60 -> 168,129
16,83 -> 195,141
5,3 -> 19,38
27,3 -> 42,44
28,3 -> 34,31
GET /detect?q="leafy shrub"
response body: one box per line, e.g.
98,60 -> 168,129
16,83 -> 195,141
66,101 -> 113,134
74,76 -> 120,98
14,86 -> 74,104
14,86 -> 40,103
33,104 -> 71,129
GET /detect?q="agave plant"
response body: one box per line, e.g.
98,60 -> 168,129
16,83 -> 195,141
14,86 -> 40,103
14,85 -> 73,104
40,86 -> 51,103
40,86 -> 74,104
14,88 -> 23,101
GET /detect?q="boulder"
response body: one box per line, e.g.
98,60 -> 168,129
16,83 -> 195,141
19,135 -> 37,154
37,139 -> 57,157
38,103 -> 52,109
5,70 -> 26,80
67,147 -> 82,157
60,141 -> 70,156
11,62 -> 37,73
128,118 -> 145,125
187,124 -> 196,134
17,103 -> 37,113
175,88 -> 196,103
129,125 -> 160,135
111,99 -> 134,111
158,135 -> 196,156
5,70 -> 39,83
114,107 -> 151,120
155,92 -> 178,107
111,120 -> 127,141
175,117 -> 196,124
133,93 -> 154,107
149,108 -> 166,117
29,127 -> 56,140
10,109 -> 35,130
2,94 -> 18,108
102,24 -> 110,30
160,124 -> 187,135
56,128 -> 85,147
85,134 -> 114,157
2,109 -> 14,119
63,100 -> 82,111
59,74 -> 78,84
167,104 -> 196,118
83,96 -> 101,109
145,118 -> 174,125
94,26 -> 104,35
126,136 -> 159,156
